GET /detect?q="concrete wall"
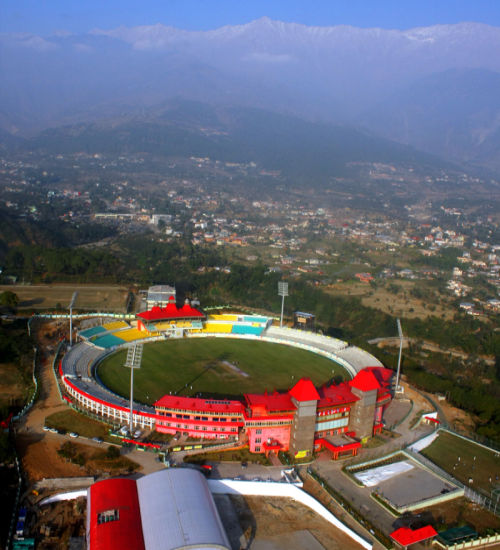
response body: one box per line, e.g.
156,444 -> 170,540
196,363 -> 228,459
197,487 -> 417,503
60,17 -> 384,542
290,399 -> 317,456
35,477 -> 95,490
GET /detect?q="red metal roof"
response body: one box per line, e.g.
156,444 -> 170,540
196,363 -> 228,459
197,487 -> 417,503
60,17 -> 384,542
317,381 -> 359,408
154,394 -> 244,414
88,478 -> 145,550
289,378 -> 320,402
390,525 -> 437,546
349,369 -> 383,392
245,391 -> 295,415
136,303 -> 205,322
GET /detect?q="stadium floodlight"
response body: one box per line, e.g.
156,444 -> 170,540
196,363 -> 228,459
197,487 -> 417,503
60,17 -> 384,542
278,281 -> 289,328
68,292 -> 78,347
124,344 -> 143,434
395,318 -> 404,395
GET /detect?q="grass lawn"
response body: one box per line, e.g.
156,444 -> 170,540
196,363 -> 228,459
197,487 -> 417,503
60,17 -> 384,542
184,446 -> 270,465
45,409 -> 114,442
97,338 -> 348,405
421,430 -> 500,495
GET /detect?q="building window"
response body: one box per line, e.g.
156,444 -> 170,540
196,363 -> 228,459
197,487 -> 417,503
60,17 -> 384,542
255,446 -> 261,452
256,429 -> 262,434
97,509 -> 119,524
255,437 -> 261,443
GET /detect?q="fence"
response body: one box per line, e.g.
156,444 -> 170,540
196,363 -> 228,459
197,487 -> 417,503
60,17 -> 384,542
464,486 -> 500,516
434,532 -> 500,549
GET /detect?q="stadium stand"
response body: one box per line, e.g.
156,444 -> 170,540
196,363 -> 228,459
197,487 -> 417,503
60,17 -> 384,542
265,326 -> 347,352
231,324 -> 264,336
335,346 -> 383,371
102,320 -> 129,331
208,314 -> 239,322
79,326 -> 107,340
115,328 -> 146,342
91,333 -> 126,349
202,323 -> 233,334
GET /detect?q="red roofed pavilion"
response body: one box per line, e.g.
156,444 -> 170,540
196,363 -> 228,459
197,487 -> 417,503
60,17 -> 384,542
390,525 -> 438,548
136,302 -> 205,323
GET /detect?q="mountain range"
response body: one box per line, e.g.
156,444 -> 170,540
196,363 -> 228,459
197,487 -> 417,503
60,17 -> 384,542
1,18 -> 500,171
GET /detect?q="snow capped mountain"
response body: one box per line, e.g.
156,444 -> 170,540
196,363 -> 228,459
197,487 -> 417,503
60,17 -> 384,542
1,18 -> 500,170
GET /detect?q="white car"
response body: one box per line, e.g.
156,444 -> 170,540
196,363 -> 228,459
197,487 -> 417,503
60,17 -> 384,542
69,432 -> 79,438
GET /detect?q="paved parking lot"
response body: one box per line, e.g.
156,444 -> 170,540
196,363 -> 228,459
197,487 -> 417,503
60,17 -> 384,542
369,460 -> 459,509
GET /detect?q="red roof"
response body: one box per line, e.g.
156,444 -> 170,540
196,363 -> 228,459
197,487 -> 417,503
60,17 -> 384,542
154,394 -> 244,414
363,366 -> 393,388
317,381 -> 359,408
350,369 -> 383,392
390,526 -> 437,546
289,378 -> 320,402
88,478 -> 145,550
137,303 -> 205,322
245,391 -> 295,415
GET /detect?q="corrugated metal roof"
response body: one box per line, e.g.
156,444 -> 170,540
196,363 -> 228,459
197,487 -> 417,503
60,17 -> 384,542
137,469 -> 230,550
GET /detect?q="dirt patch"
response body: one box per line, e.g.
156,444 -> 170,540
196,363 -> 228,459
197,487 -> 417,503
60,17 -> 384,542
17,436 -> 140,482
16,434 -> 86,481
437,400 -> 477,433
426,497 -> 500,534
232,495 -> 365,550
0,284 -> 130,312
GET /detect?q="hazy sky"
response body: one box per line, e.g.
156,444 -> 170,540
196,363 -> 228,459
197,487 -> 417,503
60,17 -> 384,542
1,0 -> 500,35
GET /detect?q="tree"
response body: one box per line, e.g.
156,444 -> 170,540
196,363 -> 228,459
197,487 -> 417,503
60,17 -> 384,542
0,291 -> 19,312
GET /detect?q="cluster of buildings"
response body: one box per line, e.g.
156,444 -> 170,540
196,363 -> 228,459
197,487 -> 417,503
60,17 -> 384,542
70,286 -> 393,460
154,367 -> 392,459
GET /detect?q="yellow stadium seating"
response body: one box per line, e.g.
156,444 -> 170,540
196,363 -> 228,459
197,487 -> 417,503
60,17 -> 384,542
102,320 -> 129,331
117,328 -> 148,342
208,314 -> 239,322
202,323 -> 233,334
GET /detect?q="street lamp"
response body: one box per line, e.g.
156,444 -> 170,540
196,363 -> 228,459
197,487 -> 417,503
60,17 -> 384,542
68,292 -> 78,347
395,318 -> 404,395
124,344 -> 143,435
278,281 -> 288,328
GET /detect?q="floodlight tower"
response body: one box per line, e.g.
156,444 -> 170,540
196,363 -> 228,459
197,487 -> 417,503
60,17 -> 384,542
68,292 -> 78,347
278,281 -> 289,328
395,318 -> 404,395
124,344 -> 143,435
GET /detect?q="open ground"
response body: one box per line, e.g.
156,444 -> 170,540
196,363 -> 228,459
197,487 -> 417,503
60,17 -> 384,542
421,431 -> 500,495
97,338 -> 348,405
0,284 -> 130,312
326,280 -> 454,321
